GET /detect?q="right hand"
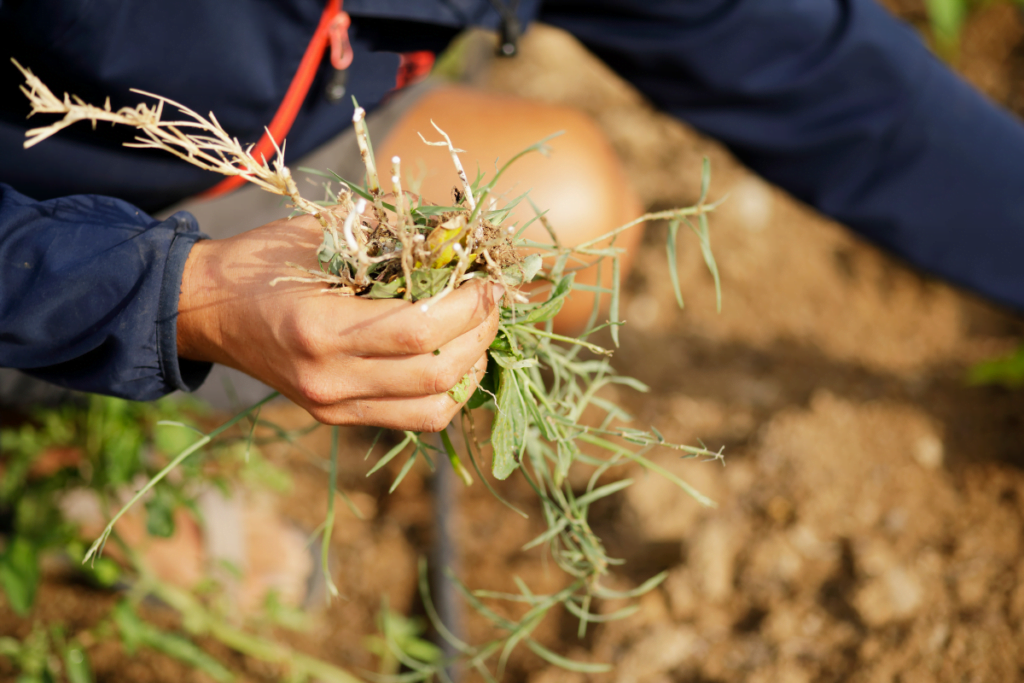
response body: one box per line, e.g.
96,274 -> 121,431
176,212 -> 501,431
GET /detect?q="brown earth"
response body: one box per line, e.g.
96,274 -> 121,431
5,3 -> 1024,683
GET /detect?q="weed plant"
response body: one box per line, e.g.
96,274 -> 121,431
9,59 -> 725,681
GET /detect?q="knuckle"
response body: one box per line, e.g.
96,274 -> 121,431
305,405 -> 333,425
431,363 -> 462,395
399,325 -> 439,355
307,404 -> 357,427
417,408 -> 450,434
296,376 -> 338,406
291,319 -> 323,357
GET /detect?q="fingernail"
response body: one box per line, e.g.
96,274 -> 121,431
491,284 -> 504,305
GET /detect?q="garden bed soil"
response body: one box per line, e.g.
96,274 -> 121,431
5,2 -> 1024,681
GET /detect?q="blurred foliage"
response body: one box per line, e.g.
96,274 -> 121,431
0,395 -> 346,682
969,344 -> 1024,387
924,0 -> 1024,59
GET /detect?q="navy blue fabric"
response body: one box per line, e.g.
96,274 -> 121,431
540,0 -> 1024,313
0,184 -> 209,400
1,0 -> 1023,401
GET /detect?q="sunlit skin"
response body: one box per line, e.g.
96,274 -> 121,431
176,88 -> 641,428
177,212 -> 501,431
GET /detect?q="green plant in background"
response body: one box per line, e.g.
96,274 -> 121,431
0,396 -> 363,682
924,0 -> 1024,59
969,344 -> 1024,387
11,61 -> 725,680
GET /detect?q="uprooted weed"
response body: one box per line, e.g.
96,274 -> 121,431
14,58 -> 725,680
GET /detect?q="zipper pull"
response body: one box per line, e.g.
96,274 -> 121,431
326,10 -> 353,103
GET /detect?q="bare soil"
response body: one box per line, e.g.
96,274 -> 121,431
4,4 -> 1024,683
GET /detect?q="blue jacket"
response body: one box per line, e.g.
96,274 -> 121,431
2,0 -> 1023,400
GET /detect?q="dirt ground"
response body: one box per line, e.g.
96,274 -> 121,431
4,3 -> 1024,682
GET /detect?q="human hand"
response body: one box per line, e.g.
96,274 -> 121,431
176,211 -> 500,431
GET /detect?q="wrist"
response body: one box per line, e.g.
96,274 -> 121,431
177,239 -> 224,363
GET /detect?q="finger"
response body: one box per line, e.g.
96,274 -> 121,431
303,353 -> 488,431
315,279 -> 503,357
310,307 -> 497,401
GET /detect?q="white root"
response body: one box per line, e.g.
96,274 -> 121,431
15,58 -> 525,306
417,121 -> 476,212
14,59 -> 323,219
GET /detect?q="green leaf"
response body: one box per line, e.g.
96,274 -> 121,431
143,630 -> 233,682
154,421 -> 201,458
408,268 -> 452,301
366,277 -> 405,300
112,601 -> 144,654
410,205 -> 465,219
367,434 -> 413,477
698,156 -> 712,205
62,643 -> 93,683
563,599 -> 639,624
924,0 -> 966,51
524,639 -> 611,674
446,372 -> 475,405
666,219 -> 684,309
114,601 -> 233,682
610,256 -> 621,346
491,366 -> 526,480
516,274 -> 574,325
466,358 -> 496,409
592,570 -> 670,600
574,479 -> 633,509
0,537 -> 39,616
144,489 -> 176,538
969,344 -> 1024,388
88,558 -> 121,588
689,213 -> 721,312
0,636 -> 21,658
501,253 -> 543,287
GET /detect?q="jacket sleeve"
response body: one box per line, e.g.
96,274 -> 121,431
0,183 -> 211,400
540,0 -> 1024,312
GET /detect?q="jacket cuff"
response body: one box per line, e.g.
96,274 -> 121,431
157,211 -> 213,393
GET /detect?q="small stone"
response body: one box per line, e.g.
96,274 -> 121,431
913,434 -> 944,470
854,566 -> 924,626
664,568 -> 697,620
690,519 -> 738,603
614,625 -> 699,683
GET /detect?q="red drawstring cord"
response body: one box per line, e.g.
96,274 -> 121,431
395,51 -> 436,90
201,0 -> 349,199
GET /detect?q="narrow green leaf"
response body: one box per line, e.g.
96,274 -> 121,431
521,518 -> 568,551
63,643 -> 94,683
563,600 -> 639,624
610,257 -> 621,346
143,629 -> 234,682
592,570 -> 669,600
517,274 -> 574,325
698,156 -> 711,205
367,434 -> 412,476
574,479 -> 633,509
439,428 -> 473,487
690,214 -> 721,312
666,219 -> 684,309
390,448 -> 421,493
524,639 -> 611,674
460,415 -> 528,519
0,537 -> 39,616
144,490 -> 176,538
322,426 -> 340,600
